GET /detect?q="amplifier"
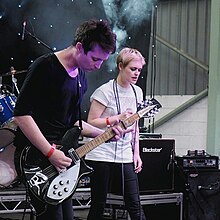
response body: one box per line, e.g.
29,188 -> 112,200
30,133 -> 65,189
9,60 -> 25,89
138,139 -> 175,193
175,155 -> 219,170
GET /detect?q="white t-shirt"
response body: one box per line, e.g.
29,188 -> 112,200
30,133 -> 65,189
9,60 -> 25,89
85,79 -> 143,163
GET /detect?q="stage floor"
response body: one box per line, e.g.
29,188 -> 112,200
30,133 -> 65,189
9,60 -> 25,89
0,183 -> 183,220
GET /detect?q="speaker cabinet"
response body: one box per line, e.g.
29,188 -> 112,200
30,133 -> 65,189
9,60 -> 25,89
176,170 -> 220,220
138,138 -> 175,193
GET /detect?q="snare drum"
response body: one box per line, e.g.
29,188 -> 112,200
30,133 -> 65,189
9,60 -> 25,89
0,94 -> 16,128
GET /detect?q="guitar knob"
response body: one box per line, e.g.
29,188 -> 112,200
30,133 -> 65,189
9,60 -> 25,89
53,185 -> 58,189
64,187 -> 69,192
59,181 -> 64,185
53,191 -> 57,195
58,191 -> 62,196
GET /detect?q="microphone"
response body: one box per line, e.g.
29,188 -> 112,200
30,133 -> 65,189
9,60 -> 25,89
21,21 -> 26,40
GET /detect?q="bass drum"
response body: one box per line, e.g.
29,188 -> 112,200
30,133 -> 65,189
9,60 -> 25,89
0,128 -> 18,188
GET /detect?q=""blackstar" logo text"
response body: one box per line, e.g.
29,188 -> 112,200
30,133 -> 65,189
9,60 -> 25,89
142,147 -> 162,153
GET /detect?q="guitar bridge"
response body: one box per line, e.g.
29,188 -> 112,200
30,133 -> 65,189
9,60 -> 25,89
68,148 -> 80,163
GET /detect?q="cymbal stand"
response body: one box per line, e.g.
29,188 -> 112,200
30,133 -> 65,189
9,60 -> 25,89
12,74 -> 20,94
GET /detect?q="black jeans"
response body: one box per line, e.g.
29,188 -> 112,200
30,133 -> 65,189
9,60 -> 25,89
86,161 -> 146,220
35,197 -> 74,220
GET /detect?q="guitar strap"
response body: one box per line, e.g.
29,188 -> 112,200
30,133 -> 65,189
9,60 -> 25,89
130,83 -> 138,111
113,79 -> 138,114
129,83 -> 138,150
77,74 -> 83,130
112,79 -> 138,150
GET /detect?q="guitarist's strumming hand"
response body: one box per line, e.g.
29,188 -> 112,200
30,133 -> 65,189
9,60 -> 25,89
47,147 -> 72,172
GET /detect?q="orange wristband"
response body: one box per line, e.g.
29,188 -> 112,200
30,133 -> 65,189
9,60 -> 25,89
106,117 -> 111,127
46,144 -> 56,158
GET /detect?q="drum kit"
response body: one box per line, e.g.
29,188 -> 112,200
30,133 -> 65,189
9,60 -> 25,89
0,68 -> 27,188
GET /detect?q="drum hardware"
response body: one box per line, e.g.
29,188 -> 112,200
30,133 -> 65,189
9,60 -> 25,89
0,84 -> 12,95
12,74 -> 20,94
10,66 -> 20,94
0,104 -> 3,112
0,139 -> 14,153
0,69 -> 27,77
0,66 -> 24,94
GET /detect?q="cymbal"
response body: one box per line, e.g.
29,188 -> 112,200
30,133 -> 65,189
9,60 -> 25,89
0,69 -> 27,77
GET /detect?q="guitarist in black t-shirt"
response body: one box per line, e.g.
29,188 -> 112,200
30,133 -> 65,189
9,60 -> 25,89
13,19 -> 129,220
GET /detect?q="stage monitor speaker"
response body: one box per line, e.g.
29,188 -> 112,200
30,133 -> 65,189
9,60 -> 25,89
177,170 -> 220,220
138,138 -> 175,193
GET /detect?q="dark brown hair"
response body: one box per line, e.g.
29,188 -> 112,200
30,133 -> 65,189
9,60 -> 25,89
73,19 -> 116,54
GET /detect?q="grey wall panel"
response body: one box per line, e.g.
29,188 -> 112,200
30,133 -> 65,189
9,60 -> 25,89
147,0 -> 210,96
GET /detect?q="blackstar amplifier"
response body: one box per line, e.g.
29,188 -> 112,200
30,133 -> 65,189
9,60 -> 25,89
138,139 -> 175,193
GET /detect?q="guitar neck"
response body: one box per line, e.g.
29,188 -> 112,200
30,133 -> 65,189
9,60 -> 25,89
76,113 -> 140,158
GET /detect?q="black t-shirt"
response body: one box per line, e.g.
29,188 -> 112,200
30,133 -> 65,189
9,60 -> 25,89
14,53 -> 87,147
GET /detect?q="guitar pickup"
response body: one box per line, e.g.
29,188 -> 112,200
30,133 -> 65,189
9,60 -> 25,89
68,148 -> 80,163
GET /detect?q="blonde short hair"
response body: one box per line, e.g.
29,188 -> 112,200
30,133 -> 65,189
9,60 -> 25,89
116,48 -> 146,69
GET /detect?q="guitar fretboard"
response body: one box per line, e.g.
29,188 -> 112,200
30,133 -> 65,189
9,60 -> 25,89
76,113 -> 140,158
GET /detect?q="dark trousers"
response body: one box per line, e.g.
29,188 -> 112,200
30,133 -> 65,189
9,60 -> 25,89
86,161 -> 146,220
35,197 -> 73,220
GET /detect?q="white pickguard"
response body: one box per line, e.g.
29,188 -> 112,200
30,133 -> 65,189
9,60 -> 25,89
47,160 -> 80,200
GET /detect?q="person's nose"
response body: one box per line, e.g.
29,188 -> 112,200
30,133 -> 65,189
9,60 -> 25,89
135,70 -> 141,76
94,61 -> 103,69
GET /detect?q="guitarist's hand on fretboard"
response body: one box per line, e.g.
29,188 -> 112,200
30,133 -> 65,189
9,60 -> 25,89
111,124 -> 134,141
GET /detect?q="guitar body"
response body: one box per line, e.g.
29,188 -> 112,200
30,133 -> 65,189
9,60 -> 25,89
19,127 -> 93,211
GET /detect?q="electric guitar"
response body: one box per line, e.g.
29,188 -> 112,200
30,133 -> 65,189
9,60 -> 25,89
19,98 -> 161,213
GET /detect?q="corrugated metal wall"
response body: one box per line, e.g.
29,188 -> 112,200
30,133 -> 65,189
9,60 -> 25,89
146,0 -> 210,95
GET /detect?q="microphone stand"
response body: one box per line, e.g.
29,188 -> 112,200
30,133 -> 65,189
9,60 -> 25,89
12,27 -> 54,94
24,29 -> 54,52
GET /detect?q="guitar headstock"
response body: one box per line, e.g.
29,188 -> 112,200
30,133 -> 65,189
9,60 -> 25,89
137,98 -> 162,119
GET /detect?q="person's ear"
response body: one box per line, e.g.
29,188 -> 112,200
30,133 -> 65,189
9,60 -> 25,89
118,62 -> 123,70
76,42 -> 84,53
